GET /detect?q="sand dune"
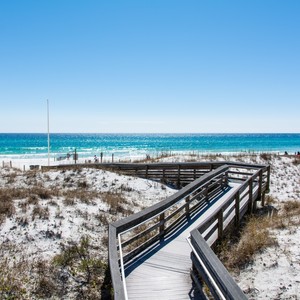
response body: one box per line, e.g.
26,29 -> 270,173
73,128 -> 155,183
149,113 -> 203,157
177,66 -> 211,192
0,153 -> 299,299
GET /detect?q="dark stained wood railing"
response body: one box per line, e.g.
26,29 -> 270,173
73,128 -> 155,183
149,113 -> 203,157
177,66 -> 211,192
42,161 -> 269,188
188,165 -> 269,299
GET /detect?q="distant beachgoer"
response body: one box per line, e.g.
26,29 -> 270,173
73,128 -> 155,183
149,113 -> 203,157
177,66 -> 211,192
284,151 -> 288,155
94,155 -> 98,163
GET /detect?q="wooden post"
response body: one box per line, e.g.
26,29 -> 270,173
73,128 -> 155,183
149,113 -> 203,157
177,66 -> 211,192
266,166 -> 271,193
185,196 -> 190,217
112,153 -> 114,163
177,165 -> 181,187
258,169 -> 263,203
261,191 -> 266,207
145,165 -> 148,179
100,152 -> 103,163
248,178 -> 253,213
10,161 -> 12,168
224,171 -> 229,187
204,182 -> 209,202
235,191 -> 240,226
218,209 -> 224,239
253,197 -> 257,211
159,212 -> 165,240
74,149 -> 77,164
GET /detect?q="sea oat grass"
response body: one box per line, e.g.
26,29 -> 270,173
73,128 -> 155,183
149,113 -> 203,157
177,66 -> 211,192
62,189 -> 99,204
218,200 -> 300,271
31,187 -> 53,199
101,191 -> 131,215
32,205 -> 50,220
283,200 -> 300,214
218,216 -> 276,270
260,153 -> 272,162
5,171 -> 18,184
0,189 -> 15,222
264,194 -> 277,205
292,157 -> 300,166
270,200 -> 300,229
95,212 -> 110,226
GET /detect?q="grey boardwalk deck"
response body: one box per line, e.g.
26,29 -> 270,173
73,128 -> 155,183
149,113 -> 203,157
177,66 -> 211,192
125,183 -> 241,300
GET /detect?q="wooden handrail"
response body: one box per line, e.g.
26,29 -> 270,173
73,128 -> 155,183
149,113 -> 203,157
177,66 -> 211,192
111,165 -> 229,234
189,231 -> 247,300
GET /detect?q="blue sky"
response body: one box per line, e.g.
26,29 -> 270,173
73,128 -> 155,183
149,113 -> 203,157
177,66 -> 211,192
0,0 -> 299,133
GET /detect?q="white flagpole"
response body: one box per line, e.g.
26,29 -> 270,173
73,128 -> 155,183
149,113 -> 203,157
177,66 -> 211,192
47,99 -> 50,166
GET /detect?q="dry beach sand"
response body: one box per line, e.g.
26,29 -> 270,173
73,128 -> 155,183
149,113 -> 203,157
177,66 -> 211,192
0,153 -> 299,299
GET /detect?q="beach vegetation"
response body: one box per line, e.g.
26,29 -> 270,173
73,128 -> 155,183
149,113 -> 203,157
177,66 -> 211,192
78,180 -> 89,189
52,235 -> 107,299
264,194 -> 277,205
33,187 -> 53,200
292,157 -> 300,165
0,189 -> 15,223
119,183 -> 134,192
103,191 -> 134,215
133,151 -> 175,163
216,215 -> 276,270
282,199 -> 300,214
63,195 -> 76,206
49,199 -> 59,206
95,212 -> 110,226
19,200 -> 28,214
62,189 -> 98,205
32,204 -> 50,220
5,171 -> 18,184
26,194 -> 39,205
0,261 -> 28,299
217,198 -> 300,272
260,153 -> 272,162
16,216 -> 29,227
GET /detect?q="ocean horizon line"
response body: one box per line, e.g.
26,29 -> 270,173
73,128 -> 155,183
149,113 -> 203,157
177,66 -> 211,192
1,132 -> 300,135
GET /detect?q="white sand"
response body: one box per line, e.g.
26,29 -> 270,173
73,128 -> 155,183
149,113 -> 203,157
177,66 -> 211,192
0,153 -> 299,299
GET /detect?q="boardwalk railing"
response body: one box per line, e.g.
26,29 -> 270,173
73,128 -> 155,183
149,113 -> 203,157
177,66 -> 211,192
188,166 -> 269,299
42,161 -> 269,188
188,231 -> 248,300
43,161 -> 219,186
108,162 -> 270,299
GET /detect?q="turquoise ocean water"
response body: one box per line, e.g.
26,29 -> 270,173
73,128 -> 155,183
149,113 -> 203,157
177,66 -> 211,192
0,133 -> 300,160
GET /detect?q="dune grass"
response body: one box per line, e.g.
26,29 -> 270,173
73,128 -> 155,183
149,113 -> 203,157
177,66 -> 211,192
216,199 -> 300,272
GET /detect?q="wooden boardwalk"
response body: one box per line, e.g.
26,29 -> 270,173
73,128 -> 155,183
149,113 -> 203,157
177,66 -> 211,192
125,183 -> 240,300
